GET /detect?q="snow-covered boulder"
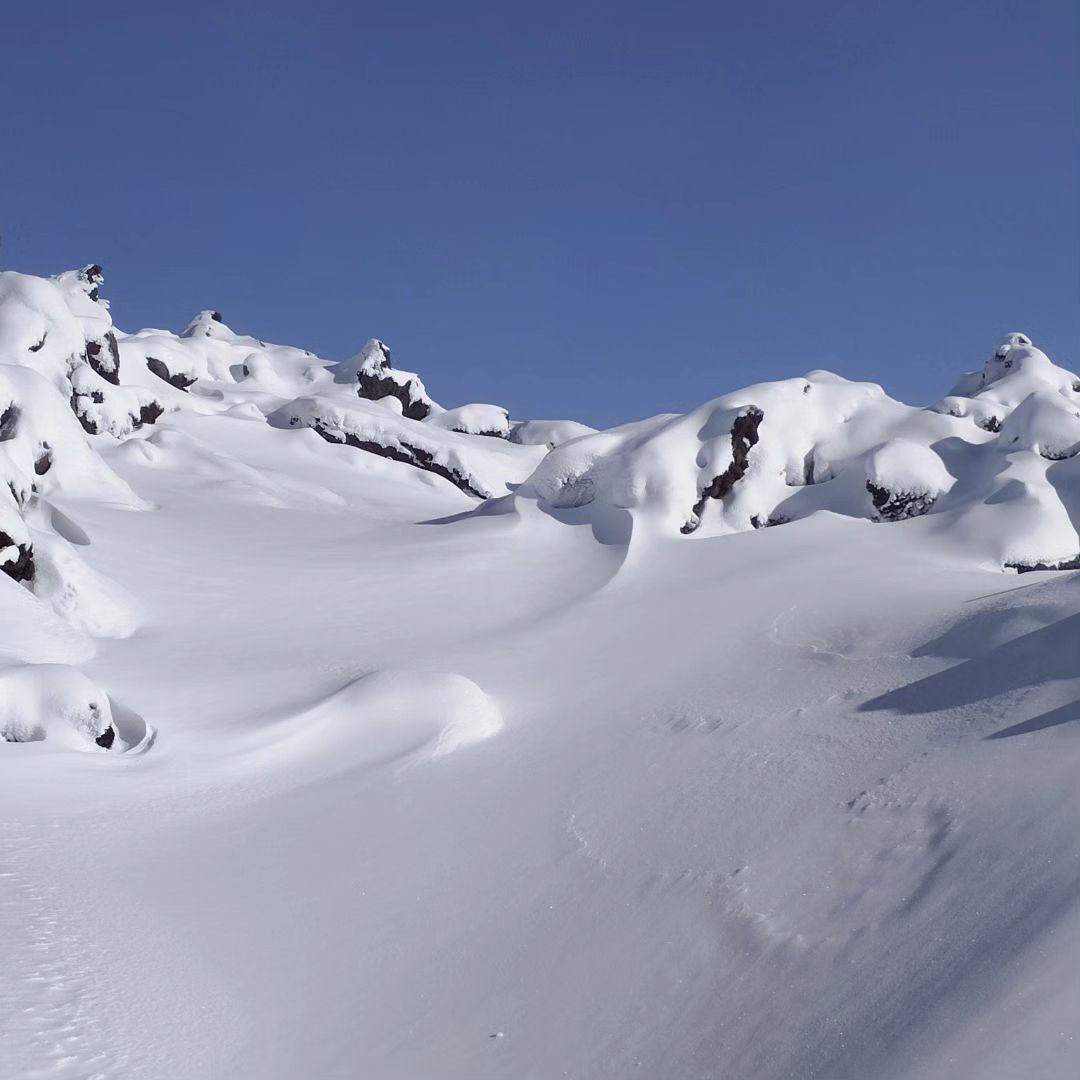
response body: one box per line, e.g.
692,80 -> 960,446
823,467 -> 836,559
337,338 -> 438,421
0,664 -> 118,749
865,440 -> 954,521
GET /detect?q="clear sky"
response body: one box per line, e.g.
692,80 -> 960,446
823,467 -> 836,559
3,0 -> 1077,427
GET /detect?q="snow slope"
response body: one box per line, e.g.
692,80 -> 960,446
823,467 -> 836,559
1,267 -> 1078,1079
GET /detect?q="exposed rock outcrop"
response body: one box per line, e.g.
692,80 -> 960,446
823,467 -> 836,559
348,339 -> 436,421
682,407 -> 764,534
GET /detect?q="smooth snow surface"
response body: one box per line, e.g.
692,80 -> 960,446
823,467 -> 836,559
1,269 -> 1079,1079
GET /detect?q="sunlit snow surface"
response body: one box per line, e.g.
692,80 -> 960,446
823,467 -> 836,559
0,270 -> 1078,1079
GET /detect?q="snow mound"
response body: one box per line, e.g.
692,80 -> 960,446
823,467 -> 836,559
426,402 -> 510,438
252,670 -> 502,778
509,418 -> 597,448
0,664 -> 121,750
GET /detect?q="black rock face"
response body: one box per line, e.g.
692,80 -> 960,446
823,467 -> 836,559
682,407 -> 764,534
137,401 -> 165,427
146,357 -> 196,391
751,513 -> 790,529
450,426 -> 507,439
309,421 -> 488,498
70,391 -> 98,435
353,341 -> 433,421
0,404 -> 19,442
95,725 -> 116,749
84,333 -> 121,385
1006,555 -> 1080,574
79,264 -> 105,303
34,444 -> 52,476
357,371 -> 432,421
867,481 -> 937,521
0,532 -> 34,583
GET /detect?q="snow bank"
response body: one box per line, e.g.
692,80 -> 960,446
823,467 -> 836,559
251,670 -> 502,779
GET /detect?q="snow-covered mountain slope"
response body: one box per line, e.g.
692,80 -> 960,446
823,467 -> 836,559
1,266 -> 1078,1080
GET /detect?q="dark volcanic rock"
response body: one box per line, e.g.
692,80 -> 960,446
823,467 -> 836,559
1006,555 -> 1080,574
146,356 -> 196,391
681,407 -> 764,534
34,444 -> 52,476
867,481 -> 937,522
84,332 -> 121,385
79,264 -> 104,303
309,420 -> 488,499
0,532 -> 34,583
0,404 -> 19,442
354,340 -> 433,421
137,401 -> 165,427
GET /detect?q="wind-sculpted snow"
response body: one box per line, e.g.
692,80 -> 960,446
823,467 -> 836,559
3,263 -> 1080,1079
247,670 -> 504,782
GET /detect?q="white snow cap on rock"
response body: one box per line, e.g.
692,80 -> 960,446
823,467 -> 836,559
335,338 -> 441,422
0,663 -> 117,750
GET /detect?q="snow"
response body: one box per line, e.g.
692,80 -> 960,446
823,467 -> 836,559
0,265 -> 1079,1080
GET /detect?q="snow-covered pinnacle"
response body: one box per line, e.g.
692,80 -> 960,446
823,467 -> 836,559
180,310 -> 232,340
346,338 -> 438,421
53,264 -> 108,307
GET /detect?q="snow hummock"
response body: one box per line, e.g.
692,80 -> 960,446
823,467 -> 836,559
1,264 -> 1079,1080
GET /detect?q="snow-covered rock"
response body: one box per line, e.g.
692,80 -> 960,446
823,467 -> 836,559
269,394 -> 543,498
0,266 -> 164,439
339,338 -> 438,421
511,336 -> 1080,568
0,663 -> 118,749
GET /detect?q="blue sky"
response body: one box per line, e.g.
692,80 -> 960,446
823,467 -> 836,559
3,0 -> 1077,427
